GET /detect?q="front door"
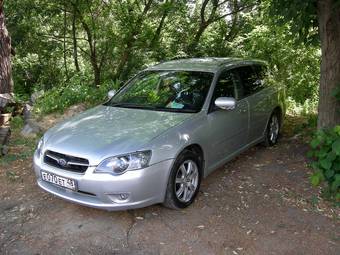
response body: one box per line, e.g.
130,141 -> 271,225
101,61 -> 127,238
206,69 -> 249,169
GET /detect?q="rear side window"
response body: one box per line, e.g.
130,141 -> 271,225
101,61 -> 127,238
237,65 -> 264,97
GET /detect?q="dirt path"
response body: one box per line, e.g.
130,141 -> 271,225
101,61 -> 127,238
0,137 -> 339,255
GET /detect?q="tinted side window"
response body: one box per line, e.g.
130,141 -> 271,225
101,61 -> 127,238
213,71 -> 235,99
253,64 -> 267,81
237,66 -> 263,97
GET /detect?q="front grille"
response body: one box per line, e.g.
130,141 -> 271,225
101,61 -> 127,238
44,150 -> 89,173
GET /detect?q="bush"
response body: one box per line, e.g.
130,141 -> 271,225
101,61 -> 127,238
308,126 -> 340,201
34,74 -> 119,115
10,116 -> 24,130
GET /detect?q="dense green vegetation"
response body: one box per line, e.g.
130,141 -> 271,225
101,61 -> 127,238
309,126 -> 340,200
4,0 -> 320,114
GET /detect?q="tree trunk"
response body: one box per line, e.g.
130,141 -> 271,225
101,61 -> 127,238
92,59 -> 101,86
0,1 -> 13,95
73,2 -> 101,86
116,43 -> 132,81
186,23 -> 208,56
317,0 -> 340,129
0,1 -> 12,155
82,18 -> 100,86
185,0 -> 217,56
63,6 -> 69,79
224,0 -> 239,42
150,10 -> 167,46
150,0 -> 173,47
72,2 -> 80,72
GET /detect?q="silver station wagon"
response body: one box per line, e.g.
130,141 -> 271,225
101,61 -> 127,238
33,58 -> 286,210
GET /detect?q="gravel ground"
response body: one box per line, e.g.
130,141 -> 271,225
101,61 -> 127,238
0,135 -> 339,255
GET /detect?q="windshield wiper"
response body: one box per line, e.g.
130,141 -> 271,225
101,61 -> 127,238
106,102 -> 197,113
107,102 -> 154,109
149,106 -> 198,113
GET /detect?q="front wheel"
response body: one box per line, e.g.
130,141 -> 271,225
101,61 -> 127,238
163,150 -> 202,209
264,112 -> 280,146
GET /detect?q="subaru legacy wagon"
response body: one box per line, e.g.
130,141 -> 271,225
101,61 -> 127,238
33,58 -> 286,210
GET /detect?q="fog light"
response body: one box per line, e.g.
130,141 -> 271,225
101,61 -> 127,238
119,193 -> 129,200
107,193 -> 130,203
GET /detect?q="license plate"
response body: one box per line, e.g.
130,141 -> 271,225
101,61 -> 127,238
41,170 -> 77,191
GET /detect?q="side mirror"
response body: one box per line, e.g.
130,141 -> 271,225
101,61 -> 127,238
214,97 -> 236,110
108,90 -> 116,99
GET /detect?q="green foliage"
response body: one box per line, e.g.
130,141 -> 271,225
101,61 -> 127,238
4,0 -> 320,114
268,0 -> 319,45
34,73 -> 118,114
230,6 -> 320,104
286,97 -> 318,116
10,116 -> 24,130
308,126 -> 340,200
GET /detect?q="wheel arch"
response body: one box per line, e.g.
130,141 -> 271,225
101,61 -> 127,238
163,143 -> 205,209
182,144 -> 204,167
262,105 -> 283,137
173,144 -> 205,175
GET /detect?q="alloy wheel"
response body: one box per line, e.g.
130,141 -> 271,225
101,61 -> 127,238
269,115 -> 279,143
175,160 -> 199,203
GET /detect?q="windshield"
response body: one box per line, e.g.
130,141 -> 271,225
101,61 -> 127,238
105,70 -> 214,113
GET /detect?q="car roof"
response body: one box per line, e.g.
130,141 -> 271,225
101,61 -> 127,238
146,57 -> 266,73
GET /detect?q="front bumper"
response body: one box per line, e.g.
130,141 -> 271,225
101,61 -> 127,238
33,152 -> 173,211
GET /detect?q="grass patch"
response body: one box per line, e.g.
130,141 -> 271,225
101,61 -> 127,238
282,113 -> 317,141
0,116 -> 40,167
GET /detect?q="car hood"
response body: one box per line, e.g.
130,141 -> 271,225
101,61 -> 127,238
44,105 -> 192,165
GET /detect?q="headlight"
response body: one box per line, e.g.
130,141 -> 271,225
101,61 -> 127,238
36,137 -> 44,157
95,150 -> 152,175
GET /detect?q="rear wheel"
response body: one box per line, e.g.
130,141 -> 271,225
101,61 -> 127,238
264,112 -> 280,146
163,150 -> 202,209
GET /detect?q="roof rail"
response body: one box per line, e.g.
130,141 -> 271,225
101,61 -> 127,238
158,55 -> 187,64
211,57 -> 241,66
169,56 -> 188,61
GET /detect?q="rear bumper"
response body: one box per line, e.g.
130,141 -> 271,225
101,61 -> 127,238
33,151 -> 173,211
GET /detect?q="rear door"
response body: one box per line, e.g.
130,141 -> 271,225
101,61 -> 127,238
235,64 -> 271,143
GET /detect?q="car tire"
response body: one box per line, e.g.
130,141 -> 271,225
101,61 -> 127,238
163,150 -> 202,209
264,111 -> 280,147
